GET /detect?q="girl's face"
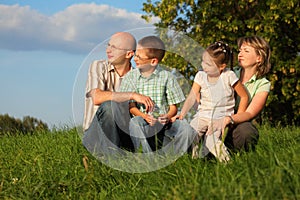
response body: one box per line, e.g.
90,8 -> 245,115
238,43 -> 261,69
201,51 -> 220,77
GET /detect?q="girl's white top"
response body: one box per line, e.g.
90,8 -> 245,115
194,68 -> 239,119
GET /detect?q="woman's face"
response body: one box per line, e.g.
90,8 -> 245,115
238,43 -> 261,69
201,51 -> 220,77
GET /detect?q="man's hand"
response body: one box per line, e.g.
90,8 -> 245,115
132,93 -> 154,113
86,89 -> 95,98
86,88 -> 100,102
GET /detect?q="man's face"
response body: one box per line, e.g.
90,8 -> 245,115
106,35 -> 129,64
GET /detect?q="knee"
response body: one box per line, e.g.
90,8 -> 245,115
167,119 -> 197,139
234,122 -> 258,140
96,101 -> 113,119
100,101 -> 112,111
232,122 -> 259,151
130,116 -> 145,127
178,119 -> 197,136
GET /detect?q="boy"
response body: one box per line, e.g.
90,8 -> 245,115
120,36 -> 197,153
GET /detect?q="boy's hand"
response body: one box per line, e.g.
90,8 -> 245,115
144,114 -> 158,126
158,114 -> 169,125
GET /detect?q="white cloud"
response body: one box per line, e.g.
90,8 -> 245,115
0,3 -> 157,54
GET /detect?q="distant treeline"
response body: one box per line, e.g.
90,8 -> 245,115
0,114 -> 48,136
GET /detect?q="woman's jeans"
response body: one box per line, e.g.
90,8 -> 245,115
225,121 -> 259,152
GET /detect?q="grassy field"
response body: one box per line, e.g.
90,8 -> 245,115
0,125 -> 299,199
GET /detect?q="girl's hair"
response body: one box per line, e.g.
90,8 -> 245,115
138,36 -> 165,62
206,41 -> 233,70
237,36 -> 271,78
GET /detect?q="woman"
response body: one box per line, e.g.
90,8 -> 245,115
223,36 -> 271,151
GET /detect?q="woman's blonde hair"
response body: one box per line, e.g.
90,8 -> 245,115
238,36 -> 271,78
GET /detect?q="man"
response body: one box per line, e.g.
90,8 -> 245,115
82,32 -> 154,156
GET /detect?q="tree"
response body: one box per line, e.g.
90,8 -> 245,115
0,114 -> 48,135
142,0 -> 300,125
22,116 -> 49,133
0,114 -> 23,135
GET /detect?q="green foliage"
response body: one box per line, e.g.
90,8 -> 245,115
0,126 -> 299,199
142,0 -> 300,125
0,114 -> 48,136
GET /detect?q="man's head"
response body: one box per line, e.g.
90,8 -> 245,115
106,32 -> 136,65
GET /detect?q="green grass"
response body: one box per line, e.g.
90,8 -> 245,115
0,125 -> 299,199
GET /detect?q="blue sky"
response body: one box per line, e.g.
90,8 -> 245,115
0,0 -> 156,128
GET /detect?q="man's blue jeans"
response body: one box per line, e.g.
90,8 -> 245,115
82,101 -> 134,157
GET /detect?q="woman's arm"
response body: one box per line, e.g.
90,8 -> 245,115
233,81 -> 249,113
226,91 -> 269,125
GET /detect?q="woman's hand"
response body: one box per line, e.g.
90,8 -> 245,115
207,117 -> 231,135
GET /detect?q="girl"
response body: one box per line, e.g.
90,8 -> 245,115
175,41 -> 249,162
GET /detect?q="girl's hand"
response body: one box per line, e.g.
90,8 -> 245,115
170,114 -> 185,122
170,115 -> 179,123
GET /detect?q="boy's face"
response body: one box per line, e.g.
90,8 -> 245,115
134,47 -> 153,69
201,51 -> 220,77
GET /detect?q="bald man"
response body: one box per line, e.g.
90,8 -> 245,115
83,32 -> 154,155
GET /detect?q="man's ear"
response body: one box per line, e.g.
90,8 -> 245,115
126,50 -> 135,58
